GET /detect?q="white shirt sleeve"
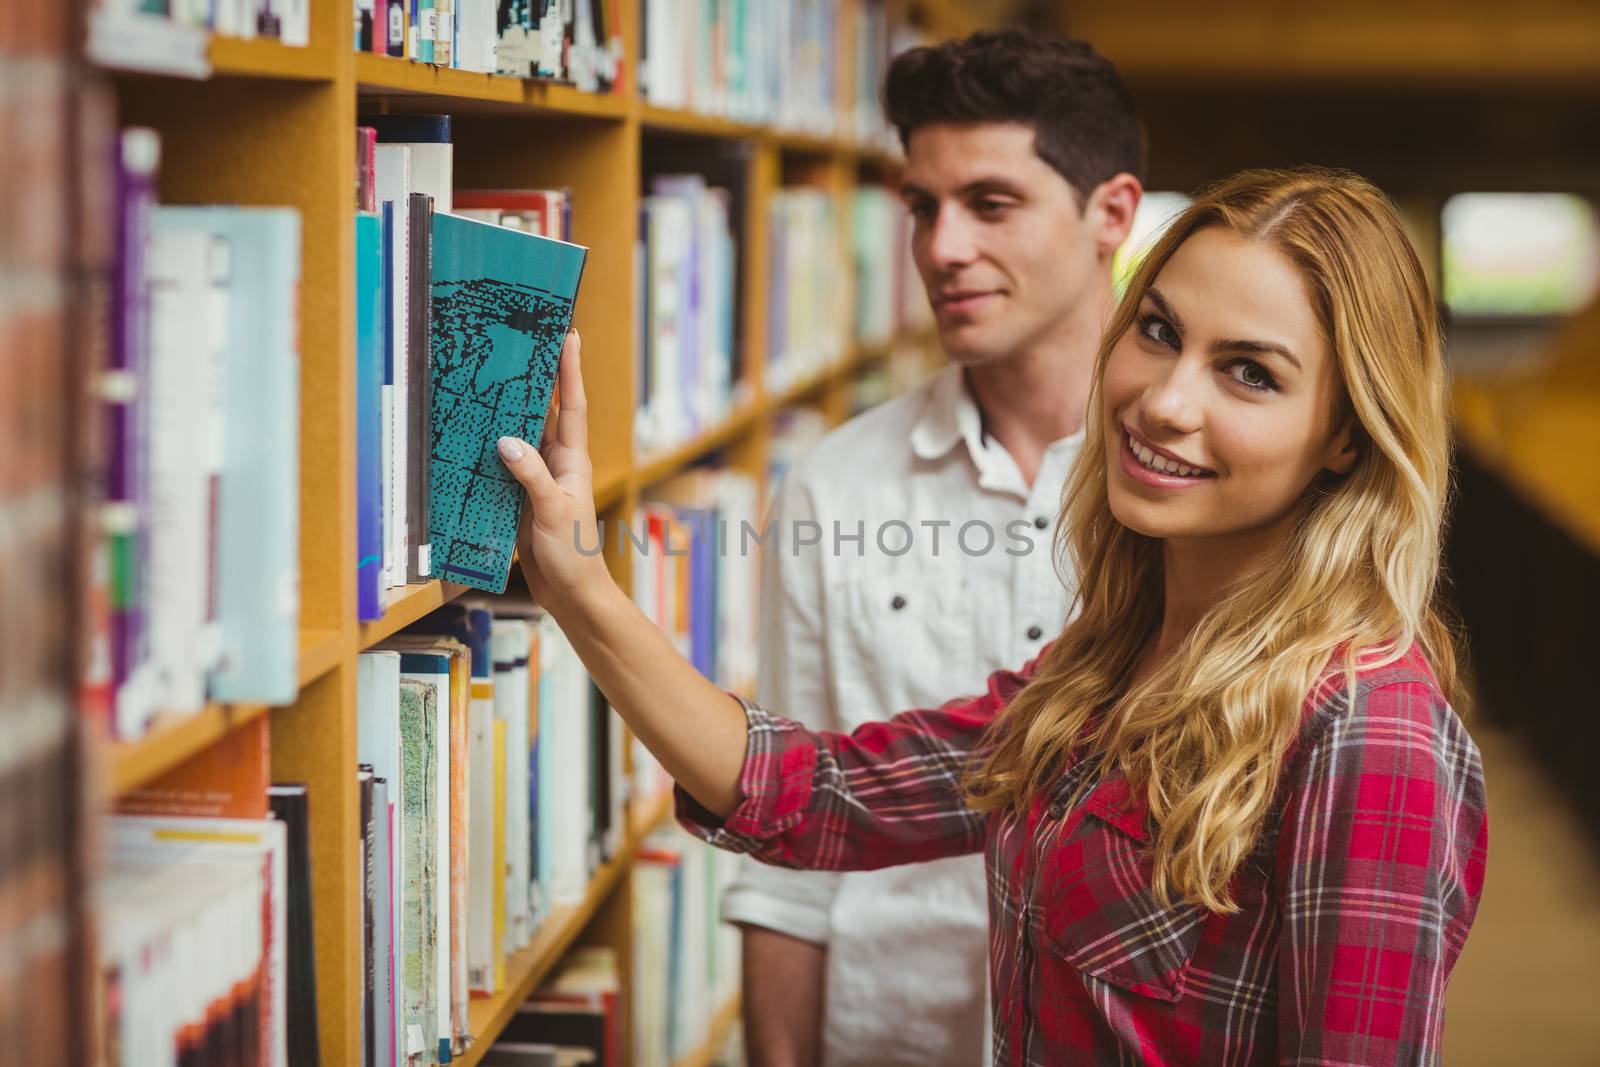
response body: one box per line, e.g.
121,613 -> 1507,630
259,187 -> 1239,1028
719,461 -> 843,945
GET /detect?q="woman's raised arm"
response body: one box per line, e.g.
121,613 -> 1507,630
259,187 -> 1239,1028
498,330 -> 749,818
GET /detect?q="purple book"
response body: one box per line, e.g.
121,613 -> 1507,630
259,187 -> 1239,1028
109,128 -> 160,737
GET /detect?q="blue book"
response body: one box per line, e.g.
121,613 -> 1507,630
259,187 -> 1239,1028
428,212 -> 587,593
356,212 -> 386,621
159,206 -> 303,705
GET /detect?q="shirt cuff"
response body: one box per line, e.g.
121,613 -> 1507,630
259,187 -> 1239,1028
674,695 -> 820,860
720,882 -> 833,945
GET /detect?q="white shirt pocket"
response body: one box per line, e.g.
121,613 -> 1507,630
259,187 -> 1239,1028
831,569 -> 978,728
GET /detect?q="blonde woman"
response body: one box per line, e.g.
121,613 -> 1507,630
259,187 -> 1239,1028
498,166 -> 1488,1064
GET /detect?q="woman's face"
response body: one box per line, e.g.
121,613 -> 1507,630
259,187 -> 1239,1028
1102,226 -> 1357,548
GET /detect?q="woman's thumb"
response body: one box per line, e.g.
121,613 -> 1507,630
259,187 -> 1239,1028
497,436 -> 558,506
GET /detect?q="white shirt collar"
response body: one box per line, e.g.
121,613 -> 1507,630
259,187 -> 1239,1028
910,364 -> 987,464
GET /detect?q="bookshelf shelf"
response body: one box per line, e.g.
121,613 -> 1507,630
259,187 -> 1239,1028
455,791 -> 676,1067
108,700 -> 270,797
357,579 -> 472,651
356,52 -> 529,105
635,404 -> 766,489
297,628 -> 346,688
355,53 -> 631,120
638,104 -> 763,142
673,993 -> 743,1067
208,38 -> 335,81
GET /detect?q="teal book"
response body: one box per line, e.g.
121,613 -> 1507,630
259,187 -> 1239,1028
428,212 -> 587,593
398,677 -> 438,1064
157,206 -> 302,705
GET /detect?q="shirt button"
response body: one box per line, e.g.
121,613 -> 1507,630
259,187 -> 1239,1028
1027,625 -> 1043,641
1033,515 -> 1049,530
891,595 -> 906,611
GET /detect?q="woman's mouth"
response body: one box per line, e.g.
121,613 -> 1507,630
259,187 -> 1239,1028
1119,429 -> 1216,488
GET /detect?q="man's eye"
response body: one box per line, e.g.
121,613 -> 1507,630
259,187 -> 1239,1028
907,202 -> 935,222
1137,313 -> 1178,348
975,198 -> 1011,215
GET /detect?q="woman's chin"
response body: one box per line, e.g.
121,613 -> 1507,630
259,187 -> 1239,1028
1106,491 -> 1174,540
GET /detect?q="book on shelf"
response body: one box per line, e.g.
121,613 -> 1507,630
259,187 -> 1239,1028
101,137 -> 305,738
87,0 -> 311,76
766,186 -> 850,394
103,814 -> 291,1067
358,210 -> 388,620
454,188 -> 574,242
635,175 -> 739,455
426,211 -> 587,594
352,603 -> 618,1065
633,466 -> 762,696
632,829 -> 741,1067
355,0 -> 623,92
269,783 -> 322,1067
489,945 -> 621,1067
641,0 -> 838,132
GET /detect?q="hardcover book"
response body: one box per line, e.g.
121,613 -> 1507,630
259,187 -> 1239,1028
427,212 -> 587,593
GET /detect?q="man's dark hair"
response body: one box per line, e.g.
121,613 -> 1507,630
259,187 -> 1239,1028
883,28 -> 1146,204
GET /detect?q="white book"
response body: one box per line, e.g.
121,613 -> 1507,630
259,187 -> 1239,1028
370,775 -> 395,1067
395,652 -> 452,1056
373,145 -> 411,592
145,221 -> 223,716
109,816 -> 289,1067
357,650 -> 405,1061
466,667 -> 496,991
492,619 -> 533,947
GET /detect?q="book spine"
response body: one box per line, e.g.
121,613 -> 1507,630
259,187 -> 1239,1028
109,129 -> 161,738
407,193 -> 433,582
354,771 -> 373,1067
355,213 -> 385,621
388,0 -> 407,57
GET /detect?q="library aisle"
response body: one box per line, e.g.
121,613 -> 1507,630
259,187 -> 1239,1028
1445,725 -> 1600,1064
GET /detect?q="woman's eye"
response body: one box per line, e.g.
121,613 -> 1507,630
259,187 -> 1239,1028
1227,360 -> 1278,391
1137,313 -> 1178,349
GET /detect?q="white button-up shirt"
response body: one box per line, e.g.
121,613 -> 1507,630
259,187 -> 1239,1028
721,364 -> 1082,1067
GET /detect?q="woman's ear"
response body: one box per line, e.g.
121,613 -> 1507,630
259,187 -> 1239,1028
1325,418 -> 1362,476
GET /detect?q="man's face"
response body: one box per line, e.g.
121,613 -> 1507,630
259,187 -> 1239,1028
900,122 -> 1100,366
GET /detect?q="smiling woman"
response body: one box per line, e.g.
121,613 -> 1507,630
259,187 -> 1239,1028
498,165 -> 1487,1065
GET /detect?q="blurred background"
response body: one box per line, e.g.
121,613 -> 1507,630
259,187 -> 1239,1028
5,0 -> 1597,1064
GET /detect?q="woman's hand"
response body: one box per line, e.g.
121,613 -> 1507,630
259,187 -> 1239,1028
499,329 -> 613,613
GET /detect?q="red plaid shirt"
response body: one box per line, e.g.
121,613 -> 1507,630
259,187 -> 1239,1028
677,645 -> 1488,1065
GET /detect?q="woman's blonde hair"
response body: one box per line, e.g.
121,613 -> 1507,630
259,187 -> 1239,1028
965,166 -> 1459,912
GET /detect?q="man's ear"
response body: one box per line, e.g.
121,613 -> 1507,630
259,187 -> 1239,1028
1325,418 -> 1362,476
1092,173 -> 1143,260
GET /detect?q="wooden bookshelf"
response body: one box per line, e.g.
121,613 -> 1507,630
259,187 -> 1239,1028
453,791 -> 675,1067
673,993 -> 744,1067
91,1 -> 966,1063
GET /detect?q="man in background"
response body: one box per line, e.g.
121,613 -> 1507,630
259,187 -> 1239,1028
722,28 -> 1147,1067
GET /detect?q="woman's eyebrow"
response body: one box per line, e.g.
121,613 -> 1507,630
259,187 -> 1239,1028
1145,287 -> 1184,333
1209,337 -> 1302,370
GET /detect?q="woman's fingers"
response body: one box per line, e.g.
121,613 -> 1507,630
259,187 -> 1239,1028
497,435 -> 561,513
555,329 -> 588,454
